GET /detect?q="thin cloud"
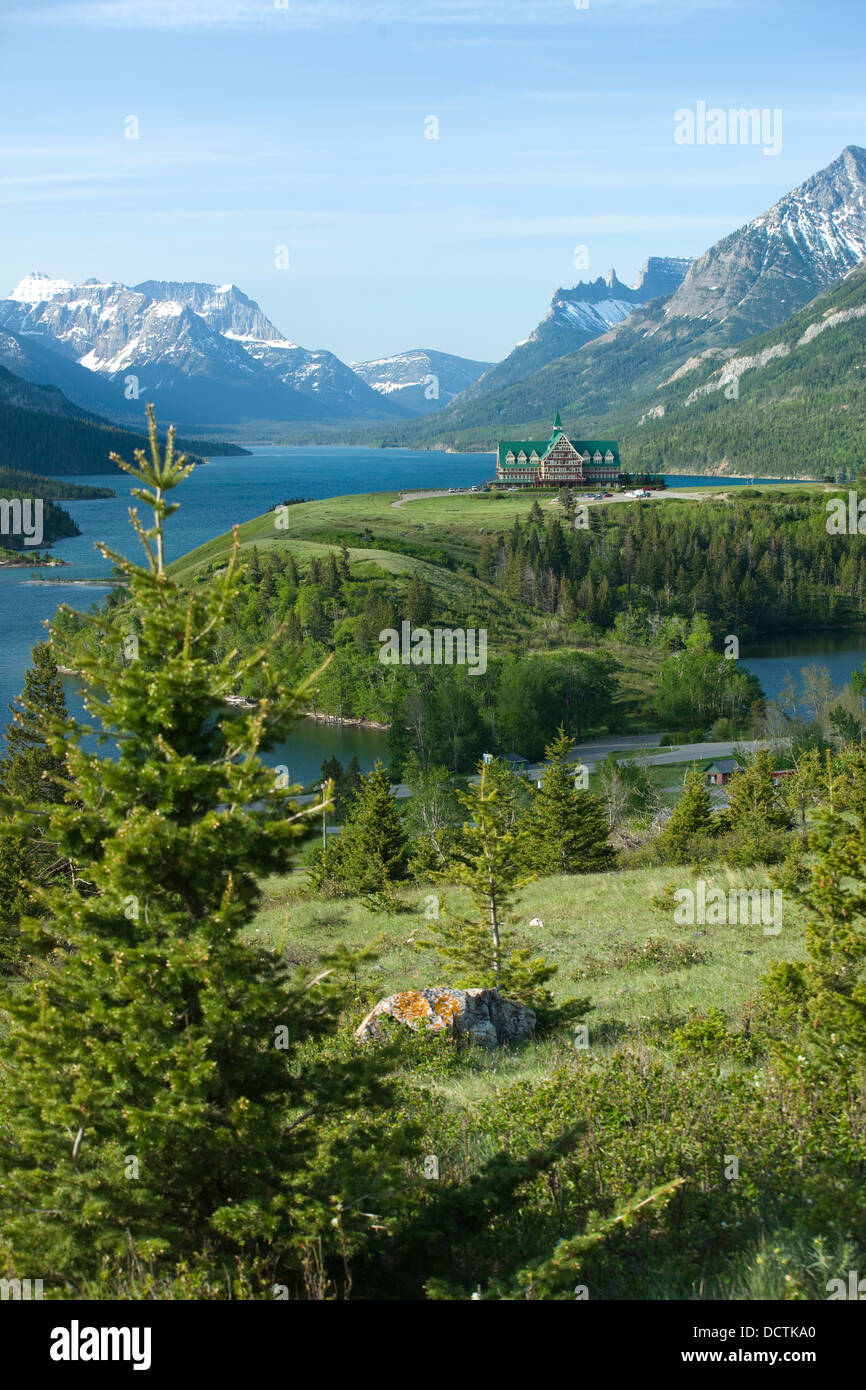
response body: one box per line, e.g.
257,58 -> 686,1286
9,0 -> 742,31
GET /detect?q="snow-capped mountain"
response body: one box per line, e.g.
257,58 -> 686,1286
137,279 -> 393,420
664,145 -> 866,333
459,256 -> 693,401
0,274 -> 410,426
351,348 -> 492,415
406,146 -> 866,448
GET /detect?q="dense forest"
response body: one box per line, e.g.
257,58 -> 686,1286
0,466 -> 114,502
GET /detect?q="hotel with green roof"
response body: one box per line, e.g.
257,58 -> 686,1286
496,413 -> 623,487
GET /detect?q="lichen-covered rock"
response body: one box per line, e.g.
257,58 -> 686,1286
355,986 -> 536,1049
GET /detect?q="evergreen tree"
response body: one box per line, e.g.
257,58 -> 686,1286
0,641 -> 68,805
0,642 -> 71,941
658,763 -> 717,862
421,759 -> 589,1023
338,541 -> 351,584
727,748 -> 791,834
320,755 -> 346,820
259,562 -> 275,603
0,829 -> 30,973
767,744 -> 866,1076
285,607 -> 303,644
524,728 -> 614,875
319,754 -> 363,823
0,409 -> 406,1296
315,760 -> 408,896
322,551 -> 340,597
406,571 -> 433,625
345,754 -> 363,805
477,536 -> 498,584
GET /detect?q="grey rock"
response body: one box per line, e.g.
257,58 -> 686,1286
355,985 -> 536,1049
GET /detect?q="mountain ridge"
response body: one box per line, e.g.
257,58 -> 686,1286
0,273 -> 413,427
351,348 -> 493,415
459,256 -> 693,402
394,145 -> 866,453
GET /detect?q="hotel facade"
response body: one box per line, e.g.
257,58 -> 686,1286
496,413 -> 623,487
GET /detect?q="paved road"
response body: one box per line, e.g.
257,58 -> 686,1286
292,736 -> 772,803
390,490 -> 455,509
478,737 -> 769,785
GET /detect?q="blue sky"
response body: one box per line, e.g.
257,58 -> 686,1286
0,0 -> 864,363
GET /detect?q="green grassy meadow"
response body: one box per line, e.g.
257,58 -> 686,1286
249,861 -> 804,1085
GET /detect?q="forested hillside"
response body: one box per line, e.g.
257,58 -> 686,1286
52,483 -> 863,761
0,363 -> 249,475
368,262 -> 866,481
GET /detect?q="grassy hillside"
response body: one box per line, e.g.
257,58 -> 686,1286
251,861 -> 803,1056
169,479 -> 828,582
154,481 -> 844,749
237,859 -> 855,1303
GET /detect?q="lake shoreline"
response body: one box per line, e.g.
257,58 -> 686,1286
59,678 -> 390,730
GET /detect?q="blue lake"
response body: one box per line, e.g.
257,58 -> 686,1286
739,632 -> 866,709
0,446 -> 493,784
0,448 -> 841,780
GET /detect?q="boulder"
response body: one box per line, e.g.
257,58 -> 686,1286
355,986 -> 536,1049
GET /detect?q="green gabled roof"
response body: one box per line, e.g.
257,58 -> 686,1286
496,439 -> 551,465
569,440 -> 621,461
497,437 -> 622,466
497,413 -> 620,467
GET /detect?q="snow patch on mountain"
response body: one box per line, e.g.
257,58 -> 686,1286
664,145 -> 866,331
0,272 -> 407,424
352,348 -> 492,413
10,272 -> 74,304
556,297 -> 638,334
458,256 -> 694,403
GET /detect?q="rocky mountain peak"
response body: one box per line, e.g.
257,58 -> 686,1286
665,144 -> 866,332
